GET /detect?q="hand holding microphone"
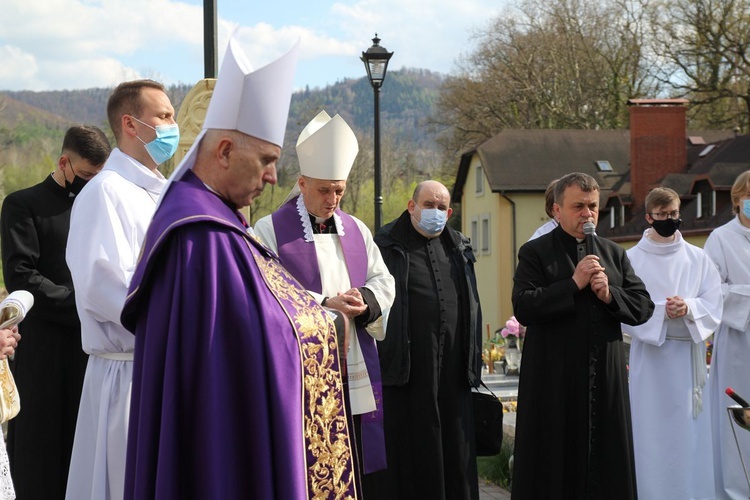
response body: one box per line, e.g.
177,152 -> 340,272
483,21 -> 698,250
583,221 -> 597,256
573,222 -> 600,286
581,221 -> 611,303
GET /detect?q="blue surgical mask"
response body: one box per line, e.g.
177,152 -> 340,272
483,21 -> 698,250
743,199 -> 750,219
132,116 -> 180,165
413,206 -> 448,236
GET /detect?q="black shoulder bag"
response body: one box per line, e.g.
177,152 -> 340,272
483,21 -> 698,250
472,380 -> 504,456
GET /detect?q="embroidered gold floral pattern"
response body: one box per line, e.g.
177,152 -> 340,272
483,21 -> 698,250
253,250 -> 355,500
0,359 -> 19,424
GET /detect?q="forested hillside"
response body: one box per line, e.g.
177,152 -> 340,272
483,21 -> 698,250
0,68 -> 451,227
3,68 -> 443,148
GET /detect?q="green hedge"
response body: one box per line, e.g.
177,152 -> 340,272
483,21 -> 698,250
477,439 -> 514,490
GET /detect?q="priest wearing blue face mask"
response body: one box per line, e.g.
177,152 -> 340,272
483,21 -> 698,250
64,79 -> 177,500
371,180 -> 483,500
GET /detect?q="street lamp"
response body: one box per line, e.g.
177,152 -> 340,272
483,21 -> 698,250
361,34 -> 393,231
203,0 -> 217,78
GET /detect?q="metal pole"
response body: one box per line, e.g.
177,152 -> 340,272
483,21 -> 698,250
374,86 -> 383,231
203,0 -> 218,78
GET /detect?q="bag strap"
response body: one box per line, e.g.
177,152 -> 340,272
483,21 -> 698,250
474,379 -> 500,400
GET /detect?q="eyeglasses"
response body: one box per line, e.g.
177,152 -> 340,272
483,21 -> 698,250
649,210 -> 680,220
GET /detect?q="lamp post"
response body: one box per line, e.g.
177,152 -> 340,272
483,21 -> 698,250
203,0 -> 217,78
361,34 -> 393,231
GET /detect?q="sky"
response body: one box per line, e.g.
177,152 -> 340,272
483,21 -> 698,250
0,0 -> 510,93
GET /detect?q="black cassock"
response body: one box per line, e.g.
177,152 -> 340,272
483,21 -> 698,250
511,225 -> 653,500
0,175 -> 88,499
370,222 -> 479,500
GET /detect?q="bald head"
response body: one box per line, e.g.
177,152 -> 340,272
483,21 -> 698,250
412,180 -> 450,203
408,180 -> 453,238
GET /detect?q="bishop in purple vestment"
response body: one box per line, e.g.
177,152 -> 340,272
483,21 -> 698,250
120,35 -> 357,500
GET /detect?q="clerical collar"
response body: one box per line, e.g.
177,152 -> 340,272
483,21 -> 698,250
295,194 -> 345,241
50,172 -> 75,198
50,172 -> 62,187
309,214 -> 337,234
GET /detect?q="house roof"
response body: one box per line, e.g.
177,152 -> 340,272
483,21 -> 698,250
454,129 -> 738,199
597,133 -> 747,240
452,129 -> 631,202
453,127 -> 744,241
482,129 -> 631,192
686,134 -> 750,184
707,162 -> 750,188
659,173 -> 695,196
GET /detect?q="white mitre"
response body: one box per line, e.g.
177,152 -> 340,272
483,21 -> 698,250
158,32 -> 299,206
283,110 -> 359,204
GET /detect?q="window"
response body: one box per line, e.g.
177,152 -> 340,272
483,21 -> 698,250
471,217 -> 479,252
609,205 -> 625,228
596,160 -> 613,172
481,214 -> 491,255
696,193 -> 702,218
698,144 -> 716,157
475,165 -> 484,195
696,190 -> 716,219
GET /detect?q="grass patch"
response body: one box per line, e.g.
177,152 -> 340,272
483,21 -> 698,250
477,438 -> 514,490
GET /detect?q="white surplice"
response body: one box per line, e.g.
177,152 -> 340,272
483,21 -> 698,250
623,229 -> 722,500
65,148 -> 166,500
705,216 -> 750,500
528,218 -> 558,241
254,196 -> 395,414
0,438 -> 14,500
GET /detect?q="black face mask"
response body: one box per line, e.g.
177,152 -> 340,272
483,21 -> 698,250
65,159 -> 89,195
651,218 -> 681,237
65,175 -> 88,195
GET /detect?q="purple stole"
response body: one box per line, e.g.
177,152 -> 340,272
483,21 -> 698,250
272,197 -> 386,474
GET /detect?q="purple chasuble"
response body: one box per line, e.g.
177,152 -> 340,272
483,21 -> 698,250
121,171 -> 356,499
272,197 -> 387,473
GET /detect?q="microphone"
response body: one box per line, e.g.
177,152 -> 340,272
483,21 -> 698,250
583,221 -> 597,256
726,387 -> 750,408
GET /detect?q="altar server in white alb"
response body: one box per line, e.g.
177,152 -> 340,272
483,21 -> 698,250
528,178 -> 559,241
254,111 -> 395,488
623,187 -> 722,500
705,169 -> 750,500
65,80 -> 177,500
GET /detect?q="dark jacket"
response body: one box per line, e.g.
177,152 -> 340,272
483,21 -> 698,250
374,210 -> 482,388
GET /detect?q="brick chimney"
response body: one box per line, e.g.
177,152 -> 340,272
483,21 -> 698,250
628,98 -> 689,210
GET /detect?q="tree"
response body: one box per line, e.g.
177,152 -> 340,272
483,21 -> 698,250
649,0 -> 750,131
340,129 -> 373,216
433,0 -> 658,154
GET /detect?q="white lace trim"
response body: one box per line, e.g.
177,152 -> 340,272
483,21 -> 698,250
295,195 -> 345,242
0,439 -> 15,499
